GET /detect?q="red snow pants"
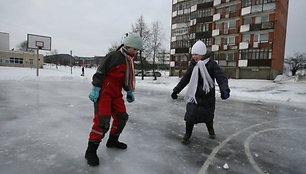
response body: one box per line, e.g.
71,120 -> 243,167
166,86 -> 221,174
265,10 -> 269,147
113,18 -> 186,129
88,78 -> 129,142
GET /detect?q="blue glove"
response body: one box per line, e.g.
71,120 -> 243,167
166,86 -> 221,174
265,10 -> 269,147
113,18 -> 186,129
221,89 -> 230,100
126,91 -> 135,103
88,86 -> 101,103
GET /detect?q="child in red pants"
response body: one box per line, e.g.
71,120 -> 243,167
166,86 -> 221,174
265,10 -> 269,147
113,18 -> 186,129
85,33 -> 142,166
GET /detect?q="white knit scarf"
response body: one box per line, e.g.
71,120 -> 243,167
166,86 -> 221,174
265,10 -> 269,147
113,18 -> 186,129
185,59 -> 215,104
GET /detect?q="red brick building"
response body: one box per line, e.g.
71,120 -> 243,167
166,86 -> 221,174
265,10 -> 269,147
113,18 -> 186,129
170,0 -> 289,79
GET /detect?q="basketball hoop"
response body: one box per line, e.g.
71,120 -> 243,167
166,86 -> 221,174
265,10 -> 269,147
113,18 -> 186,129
36,41 -> 44,49
27,34 -> 52,76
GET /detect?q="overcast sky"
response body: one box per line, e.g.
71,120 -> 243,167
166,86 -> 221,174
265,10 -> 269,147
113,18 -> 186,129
0,0 -> 305,57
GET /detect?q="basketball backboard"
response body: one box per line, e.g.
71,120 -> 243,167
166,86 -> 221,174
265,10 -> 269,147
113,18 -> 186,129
27,34 -> 51,50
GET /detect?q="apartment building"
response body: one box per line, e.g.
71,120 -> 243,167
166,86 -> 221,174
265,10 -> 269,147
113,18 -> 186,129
170,0 -> 289,79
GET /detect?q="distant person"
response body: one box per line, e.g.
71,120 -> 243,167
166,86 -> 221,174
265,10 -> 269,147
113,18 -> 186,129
81,66 -> 85,76
85,33 -> 143,166
171,40 -> 230,144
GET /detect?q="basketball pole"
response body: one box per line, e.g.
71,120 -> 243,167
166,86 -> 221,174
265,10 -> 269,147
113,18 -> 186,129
36,47 -> 39,76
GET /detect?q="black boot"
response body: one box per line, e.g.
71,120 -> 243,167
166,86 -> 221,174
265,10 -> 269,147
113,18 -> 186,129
206,122 -> 216,139
182,122 -> 194,145
85,141 -> 100,166
106,134 -> 127,149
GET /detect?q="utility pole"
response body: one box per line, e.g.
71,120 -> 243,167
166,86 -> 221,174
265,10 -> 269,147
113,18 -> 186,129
70,50 -> 72,74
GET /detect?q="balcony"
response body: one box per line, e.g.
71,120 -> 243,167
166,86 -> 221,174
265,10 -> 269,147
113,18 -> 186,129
240,24 -> 250,32
175,48 -> 189,54
213,0 -> 221,6
261,21 -> 274,30
252,42 -> 273,49
250,23 -> 262,31
213,13 -> 221,21
212,45 -> 220,51
228,45 -> 238,50
214,0 -> 233,6
250,22 -> 274,31
170,49 -> 175,55
241,3 -> 275,16
191,4 -> 197,12
212,29 -> 220,36
239,42 -> 249,50
238,60 -> 248,67
195,31 -> 212,38
196,16 -> 213,23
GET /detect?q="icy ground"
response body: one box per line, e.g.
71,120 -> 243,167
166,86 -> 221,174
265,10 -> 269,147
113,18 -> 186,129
0,65 -> 306,174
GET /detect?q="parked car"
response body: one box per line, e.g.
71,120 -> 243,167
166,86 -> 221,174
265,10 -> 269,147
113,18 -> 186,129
135,71 -> 142,76
145,71 -> 161,77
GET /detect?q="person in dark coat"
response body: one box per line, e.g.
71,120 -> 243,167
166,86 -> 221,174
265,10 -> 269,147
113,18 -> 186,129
171,40 -> 230,145
81,66 -> 85,76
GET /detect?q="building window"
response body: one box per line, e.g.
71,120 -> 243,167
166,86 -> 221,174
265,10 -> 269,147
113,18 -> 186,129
255,15 -> 269,24
191,0 -> 214,6
175,54 -> 188,62
196,23 -> 209,32
262,15 -> 269,22
242,0 -> 252,7
242,34 -> 250,42
254,33 -> 269,43
215,37 -> 221,45
224,36 -> 235,45
263,0 -> 275,3
226,5 -> 237,14
243,17 -> 252,25
30,59 -> 34,65
240,49 -> 272,60
216,8 -> 222,14
203,38 -> 212,46
226,53 -> 234,61
224,20 -> 236,30
9,57 -> 23,64
255,0 -> 263,5
240,50 -> 249,60
193,8 -> 212,18
215,23 -> 222,30
255,16 -> 261,24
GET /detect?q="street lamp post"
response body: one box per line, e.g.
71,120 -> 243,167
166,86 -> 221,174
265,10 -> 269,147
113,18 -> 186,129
70,50 -> 72,75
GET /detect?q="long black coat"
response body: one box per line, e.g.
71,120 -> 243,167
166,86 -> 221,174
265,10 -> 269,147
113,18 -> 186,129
173,58 -> 230,124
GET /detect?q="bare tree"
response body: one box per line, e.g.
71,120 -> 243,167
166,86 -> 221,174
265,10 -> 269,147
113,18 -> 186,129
17,40 -> 34,52
132,15 -> 152,80
107,41 -> 121,53
151,21 -> 162,80
287,52 -> 306,76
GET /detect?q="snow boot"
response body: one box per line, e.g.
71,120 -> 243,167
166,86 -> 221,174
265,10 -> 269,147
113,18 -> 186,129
106,134 -> 127,149
206,122 -> 216,139
182,122 -> 194,145
85,141 -> 100,166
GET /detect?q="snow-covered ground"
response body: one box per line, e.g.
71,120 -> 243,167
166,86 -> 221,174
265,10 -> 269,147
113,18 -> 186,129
1,65 -> 305,105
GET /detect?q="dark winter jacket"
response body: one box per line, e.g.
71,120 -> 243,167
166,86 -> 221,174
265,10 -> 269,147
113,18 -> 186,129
92,51 -> 131,96
173,58 -> 230,124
